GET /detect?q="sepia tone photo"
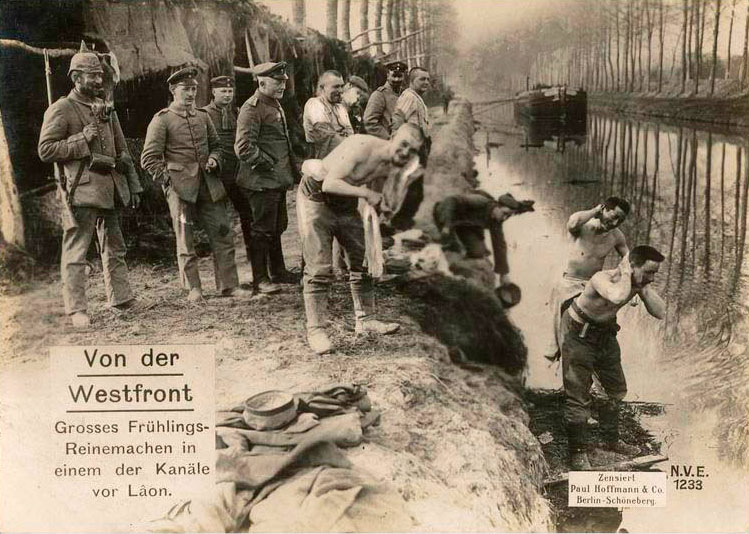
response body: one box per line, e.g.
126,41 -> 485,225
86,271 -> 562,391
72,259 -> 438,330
0,0 -> 747,532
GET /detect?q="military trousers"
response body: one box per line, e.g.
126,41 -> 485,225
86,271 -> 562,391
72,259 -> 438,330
61,206 -> 133,314
220,161 -> 253,259
165,180 -> 239,293
561,309 -> 627,430
296,187 -> 370,297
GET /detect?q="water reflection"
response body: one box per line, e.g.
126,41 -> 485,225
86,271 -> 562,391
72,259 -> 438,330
480,106 -> 749,469
516,116 -> 587,153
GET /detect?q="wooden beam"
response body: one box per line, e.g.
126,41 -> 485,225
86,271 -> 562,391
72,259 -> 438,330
0,38 -> 76,57
348,26 -> 383,43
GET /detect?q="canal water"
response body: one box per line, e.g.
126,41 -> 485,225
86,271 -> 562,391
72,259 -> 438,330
475,105 -> 749,531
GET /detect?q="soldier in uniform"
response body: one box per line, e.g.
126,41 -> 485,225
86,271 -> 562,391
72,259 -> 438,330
38,44 -> 143,328
141,67 -> 250,303
363,60 -> 406,140
392,66 -> 432,164
345,75 -> 370,134
235,61 -> 300,294
200,75 -> 253,261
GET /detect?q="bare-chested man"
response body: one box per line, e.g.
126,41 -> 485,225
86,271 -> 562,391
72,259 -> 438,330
563,245 -> 666,470
297,123 -> 423,354
544,197 -> 631,362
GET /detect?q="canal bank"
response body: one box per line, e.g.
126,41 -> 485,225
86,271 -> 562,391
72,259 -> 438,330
475,101 -> 749,532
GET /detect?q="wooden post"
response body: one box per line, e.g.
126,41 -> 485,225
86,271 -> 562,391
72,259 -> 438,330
0,107 -> 25,248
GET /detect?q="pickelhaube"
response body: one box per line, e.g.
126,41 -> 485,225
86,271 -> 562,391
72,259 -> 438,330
68,41 -> 104,77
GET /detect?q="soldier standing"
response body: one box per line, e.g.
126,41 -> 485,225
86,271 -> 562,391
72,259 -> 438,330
141,67 -> 250,303
38,44 -> 143,328
363,60 -> 406,140
234,62 -> 300,294
392,66 -> 432,164
200,76 -> 253,261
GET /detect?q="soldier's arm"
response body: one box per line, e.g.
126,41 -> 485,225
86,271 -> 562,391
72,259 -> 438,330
363,93 -> 388,139
38,103 -> 91,163
140,115 -> 169,186
235,104 -> 271,167
638,284 -> 666,319
204,114 -> 222,170
590,260 -> 633,305
567,203 -> 603,235
112,112 -> 143,194
320,140 -> 377,201
613,228 -> 629,258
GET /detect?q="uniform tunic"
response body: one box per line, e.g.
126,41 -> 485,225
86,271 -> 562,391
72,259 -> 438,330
363,82 -> 399,140
38,89 -> 142,314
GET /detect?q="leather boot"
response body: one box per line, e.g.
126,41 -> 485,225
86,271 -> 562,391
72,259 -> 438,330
303,292 -> 332,354
250,238 -> 280,294
351,286 -> 399,335
268,235 -> 294,282
567,422 -> 592,471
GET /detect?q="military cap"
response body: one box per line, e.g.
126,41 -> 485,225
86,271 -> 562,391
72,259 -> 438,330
497,193 -> 521,210
167,66 -> 200,86
251,61 -> 289,80
385,60 -> 408,73
347,75 -> 369,93
210,75 -> 234,88
68,41 -> 103,76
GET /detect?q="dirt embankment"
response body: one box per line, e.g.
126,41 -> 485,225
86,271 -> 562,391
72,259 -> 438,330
1,103 -> 552,530
589,91 -> 749,130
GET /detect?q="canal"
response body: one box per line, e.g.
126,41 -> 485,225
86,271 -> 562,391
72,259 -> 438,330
475,105 -> 749,531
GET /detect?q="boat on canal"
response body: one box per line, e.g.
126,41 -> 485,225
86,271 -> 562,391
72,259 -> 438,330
513,84 -> 587,121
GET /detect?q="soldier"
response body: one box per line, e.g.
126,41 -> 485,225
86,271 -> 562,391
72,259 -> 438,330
38,44 -> 143,328
363,60 -> 406,140
200,75 -> 253,261
235,62 -> 300,294
345,75 -> 370,134
392,66 -> 432,164
141,67 -> 250,303
303,70 -> 354,159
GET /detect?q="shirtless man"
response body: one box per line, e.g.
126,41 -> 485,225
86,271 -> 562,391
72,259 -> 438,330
297,123 -> 423,354
545,197 -> 631,362
563,245 -> 666,470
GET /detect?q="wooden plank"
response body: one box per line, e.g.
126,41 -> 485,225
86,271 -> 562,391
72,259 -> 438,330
544,454 -> 669,487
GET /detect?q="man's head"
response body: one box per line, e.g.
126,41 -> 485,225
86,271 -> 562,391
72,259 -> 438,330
492,193 -> 523,222
168,66 -> 200,108
69,42 -> 104,98
389,123 -> 423,166
598,196 -> 630,231
210,76 -> 235,106
318,70 -> 344,104
408,67 -> 430,95
385,60 -> 407,91
629,245 -> 665,287
345,75 -> 369,108
253,62 -> 289,100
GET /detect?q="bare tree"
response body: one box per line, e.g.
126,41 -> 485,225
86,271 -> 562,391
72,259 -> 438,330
360,0 -> 370,51
374,0 -> 384,55
658,0 -> 665,92
393,0 -> 402,59
385,0 -> 394,54
742,0 -> 749,86
327,0 -> 338,38
408,0 -> 419,63
710,0 -> 722,95
645,0 -> 654,92
694,0 -> 706,94
682,0 -> 688,93
340,0 -> 351,42
293,0 -> 306,29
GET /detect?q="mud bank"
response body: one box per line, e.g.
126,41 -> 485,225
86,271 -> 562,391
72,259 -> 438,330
589,91 -> 749,131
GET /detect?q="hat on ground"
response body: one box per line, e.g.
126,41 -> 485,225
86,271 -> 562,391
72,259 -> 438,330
496,282 -> 522,308
385,60 -> 408,73
242,390 -> 297,430
168,66 -> 200,87
348,75 -> 369,93
68,41 -> 103,76
252,61 -> 289,80
210,75 -> 234,88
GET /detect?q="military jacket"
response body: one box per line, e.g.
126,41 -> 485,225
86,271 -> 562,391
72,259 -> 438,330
235,90 -> 296,191
363,83 -> 399,140
141,103 -> 225,203
38,90 -> 143,209
200,101 -> 238,172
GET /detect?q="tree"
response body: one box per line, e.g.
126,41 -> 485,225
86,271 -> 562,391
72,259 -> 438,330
658,0 -> 665,92
710,0 -> 722,95
726,0 -> 736,78
293,0 -> 306,29
742,0 -> 749,86
340,0 -> 351,42
385,0 -> 394,55
681,0 -> 688,93
374,0 -> 384,55
360,0 -> 370,51
327,0 -> 338,38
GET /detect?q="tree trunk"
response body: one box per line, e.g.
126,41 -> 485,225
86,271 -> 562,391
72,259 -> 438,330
360,0 -> 370,51
293,0 -> 306,29
695,0 -> 706,94
0,108 -> 25,248
408,0 -> 418,64
327,0 -> 338,38
658,1 -> 665,92
682,0 -> 688,93
624,0 -> 630,91
726,0 -> 736,78
393,0 -> 402,59
646,0 -> 653,92
616,0 -> 621,90
741,0 -> 749,86
385,0 -> 394,54
374,0 -> 384,55
340,0 -> 351,42
710,0 -> 722,95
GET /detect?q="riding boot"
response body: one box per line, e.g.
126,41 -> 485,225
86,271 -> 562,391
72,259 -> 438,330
567,422 -> 592,470
303,292 -> 332,354
598,400 -> 640,455
249,237 -> 279,294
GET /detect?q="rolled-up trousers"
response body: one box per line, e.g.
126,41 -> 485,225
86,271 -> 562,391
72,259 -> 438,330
165,180 -> 239,293
61,206 -> 133,314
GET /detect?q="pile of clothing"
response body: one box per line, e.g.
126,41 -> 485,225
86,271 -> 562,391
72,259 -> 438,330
149,384 -> 412,532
